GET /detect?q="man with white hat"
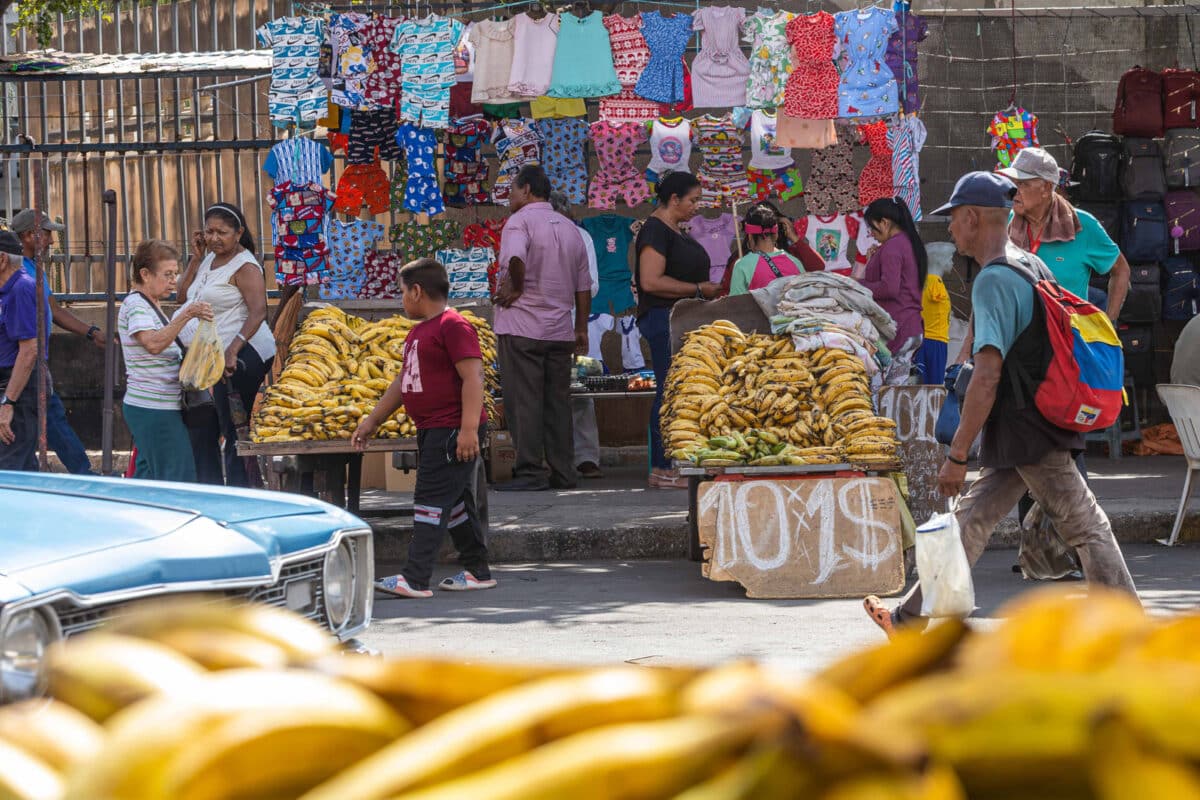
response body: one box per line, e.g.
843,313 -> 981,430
863,171 -> 1137,636
11,209 -> 100,474
998,147 -> 1130,320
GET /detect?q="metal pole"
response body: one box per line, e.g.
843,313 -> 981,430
101,190 -> 117,475
22,135 -> 48,472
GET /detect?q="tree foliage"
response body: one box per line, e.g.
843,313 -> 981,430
8,0 -> 115,48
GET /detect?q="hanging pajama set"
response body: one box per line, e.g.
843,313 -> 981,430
390,15 -> 464,130
742,9 -> 795,109
329,12 -> 372,110
268,181 -> 335,286
389,218 -> 463,263
805,126 -> 860,214
396,123 -> 444,216
463,218 -> 507,294
690,6 -> 749,109
256,16 -> 327,129
746,110 -> 802,202
437,247 -> 495,299
321,219 -> 385,299
263,138 -> 335,249
580,214 -> 637,315
334,159 -> 392,217
360,250 -> 404,299
534,118 -> 589,205
347,107 -> 403,163
644,117 -> 692,192
835,7 -> 900,119
588,121 -> 650,209
548,11 -> 621,98
361,15 -> 404,111
600,14 -> 660,124
491,118 -> 543,206
443,115 -> 491,207
634,12 -> 692,104
886,11 -> 928,114
693,113 -> 749,209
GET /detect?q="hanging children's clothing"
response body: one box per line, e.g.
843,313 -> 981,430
851,210 -> 879,267
389,218 -> 463,262
886,11 -> 927,114
530,96 -> 588,119
784,12 -> 839,119
507,13 -> 559,97
328,12 -> 372,110
548,11 -> 621,98
491,118 -> 543,205
645,117 -> 693,185
359,250 -> 403,299
468,20 -> 522,104
268,181 -> 334,286
263,137 -> 333,185
256,16 -> 327,128
805,127 -> 860,214
321,219 -> 385,299
438,247 -> 495,299
396,123 -> 444,216
600,14 -> 661,124
742,9 -> 795,109
797,213 -> 859,275
580,214 -> 638,315
988,107 -> 1039,168
535,117 -> 590,205
443,115 -> 491,207
834,7 -> 900,119
618,315 -> 647,370
687,212 -> 737,283
586,313 -> 613,362
634,12 -> 693,105
589,121 -> 651,209
360,15 -> 404,111
693,113 -> 749,208
744,110 -> 802,202
389,155 -> 410,211
858,120 -> 895,207
334,162 -> 391,217
890,115 -> 926,220
658,59 -> 695,116
450,82 -> 483,118
389,14 -> 465,130
347,107 -> 404,164
690,6 -> 749,108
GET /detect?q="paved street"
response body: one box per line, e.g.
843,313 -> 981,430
362,543 -> 1200,674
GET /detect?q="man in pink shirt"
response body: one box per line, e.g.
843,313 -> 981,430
493,165 -> 592,491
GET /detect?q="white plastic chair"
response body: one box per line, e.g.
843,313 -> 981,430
1155,384 -> 1200,547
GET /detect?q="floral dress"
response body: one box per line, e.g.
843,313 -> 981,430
634,12 -> 693,104
885,11 -> 928,114
783,12 -> 839,119
600,14 -> 661,124
742,9 -> 795,109
834,7 -> 900,119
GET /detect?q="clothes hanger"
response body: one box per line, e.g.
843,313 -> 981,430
572,0 -> 591,19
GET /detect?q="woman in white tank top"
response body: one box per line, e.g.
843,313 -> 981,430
175,202 -> 275,487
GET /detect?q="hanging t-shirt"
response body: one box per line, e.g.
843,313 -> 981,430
796,213 -> 859,275
646,117 -> 693,174
581,214 -> 638,315
988,107 -> 1039,168
748,109 -> 793,170
263,137 -> 333,185
686,213 -> 737,280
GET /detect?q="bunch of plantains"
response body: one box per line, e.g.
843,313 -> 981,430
4,587 -> 1197,799
662,320 -> 897,467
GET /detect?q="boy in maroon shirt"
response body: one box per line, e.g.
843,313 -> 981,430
352,258 -> 495,598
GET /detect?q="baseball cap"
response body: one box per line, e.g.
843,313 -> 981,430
997,147 -> 1061,183
0,231 -> 21,255
10,209 -> 65,235
931,171 -> 1017,217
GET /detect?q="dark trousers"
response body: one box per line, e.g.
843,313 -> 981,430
46,381 -> 93,474
637,306 -> 672,470
0,369 -> 39,471
189,343 -> 271,487
404,427 -> 490,591
497,333 -> 575,487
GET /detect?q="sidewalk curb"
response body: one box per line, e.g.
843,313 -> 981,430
364,510 -> 1197,563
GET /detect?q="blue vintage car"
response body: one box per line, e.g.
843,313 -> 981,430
0,471 -> 374,703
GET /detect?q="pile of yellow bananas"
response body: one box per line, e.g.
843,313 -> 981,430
663,320 -> 898,466
252,307 -> 499,443
6,587 -> 1198,799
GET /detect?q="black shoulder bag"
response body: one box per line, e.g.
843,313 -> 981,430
135,293 -> 214,427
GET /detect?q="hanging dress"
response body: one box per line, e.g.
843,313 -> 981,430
784,12 -> 839,119
805,125 -> 860,215
890,115 -> 927,220
548,11 -> 621,98
507,13 -> 559,97
600,14 -> 661,124
886,11 -> 928,114
469,20 -> 522,104
690,6 -> 749,109
858,120 -> 895,207
634,11 -> 693,105
742,8 -> 795,109
834,7 -> 900,119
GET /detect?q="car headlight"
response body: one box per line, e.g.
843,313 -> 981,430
1,610 -> 54,702
323,541 -> 355,631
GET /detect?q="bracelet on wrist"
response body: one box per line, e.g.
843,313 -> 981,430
694,283 -> 704,300
947,454 -> 969,466
86,325 -> 100,341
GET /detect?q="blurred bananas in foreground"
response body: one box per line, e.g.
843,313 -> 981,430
253,305 -> 499,443
662,321 -> 898,467
4,588 -> 1199,799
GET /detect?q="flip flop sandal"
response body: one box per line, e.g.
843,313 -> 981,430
863,595 -> 895,638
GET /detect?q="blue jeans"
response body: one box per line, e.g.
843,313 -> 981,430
48,389 -> 94,474
637,306 -> 672,470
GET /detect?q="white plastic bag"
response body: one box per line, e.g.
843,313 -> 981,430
914,503 -> 975,618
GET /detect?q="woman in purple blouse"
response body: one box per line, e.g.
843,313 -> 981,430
855,197 -> 927,381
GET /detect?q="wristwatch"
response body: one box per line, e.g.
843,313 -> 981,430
86,325 -> 100,341
694,283 -> 705,300
0,396 -> 11,408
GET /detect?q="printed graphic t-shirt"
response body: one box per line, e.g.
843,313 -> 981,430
400,307 -> 487,430
795,213 -> 857,274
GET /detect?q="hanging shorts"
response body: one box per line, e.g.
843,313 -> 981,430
588,173 -> 651,210
334,164 -> 391,217
747,166 -> 803,202
530,96 -> 587,119
389,155 -> 410,212
482,102 -> 522,119
348,108 -> 403,164
396,123 -> 444,216
275,241 -> 331,286
268,77 -> 327,129
400,83 -> 452,130
698,171 -> 750,209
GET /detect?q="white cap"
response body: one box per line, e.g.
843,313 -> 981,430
997,147 -> 1061,183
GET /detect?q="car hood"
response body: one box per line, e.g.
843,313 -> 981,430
0,473 -> 366,594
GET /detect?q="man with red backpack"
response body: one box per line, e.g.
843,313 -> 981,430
864,172 -> 1138,635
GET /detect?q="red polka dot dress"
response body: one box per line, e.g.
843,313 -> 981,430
784,12 -> 839,119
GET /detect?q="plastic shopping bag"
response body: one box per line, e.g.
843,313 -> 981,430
179,318 -> 225,391
915,504 -> 975,618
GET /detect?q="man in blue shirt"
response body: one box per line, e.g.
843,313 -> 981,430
0,243 -> 41,470
865,172 -> 1137,635
10,209 -> 100,474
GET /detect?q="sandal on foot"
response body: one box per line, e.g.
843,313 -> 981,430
439,571 -> 498,591
863,595 -> 895,638
376,575 -> 433,598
